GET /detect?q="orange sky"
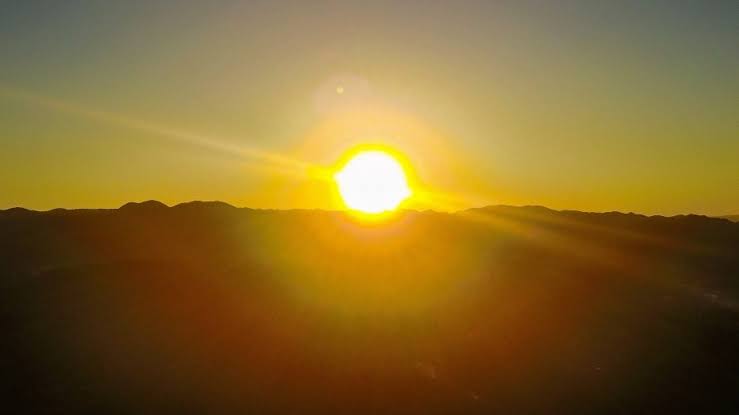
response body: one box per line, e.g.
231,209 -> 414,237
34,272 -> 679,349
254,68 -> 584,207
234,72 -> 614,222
1,1 -> 737,215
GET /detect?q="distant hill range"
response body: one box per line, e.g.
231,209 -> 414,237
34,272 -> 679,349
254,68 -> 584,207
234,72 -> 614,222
1,201 -> 738,414
5,200 -> 737,222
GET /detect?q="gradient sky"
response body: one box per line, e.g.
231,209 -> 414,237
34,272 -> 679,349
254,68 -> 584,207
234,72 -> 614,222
1,0 -> 737,215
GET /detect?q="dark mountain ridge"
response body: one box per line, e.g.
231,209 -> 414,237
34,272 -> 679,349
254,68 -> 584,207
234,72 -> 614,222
3,200 -> 735,221
1,202 -> 738,414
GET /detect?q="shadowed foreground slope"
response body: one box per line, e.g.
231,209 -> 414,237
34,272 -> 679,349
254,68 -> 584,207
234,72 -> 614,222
1,202 -> 738,414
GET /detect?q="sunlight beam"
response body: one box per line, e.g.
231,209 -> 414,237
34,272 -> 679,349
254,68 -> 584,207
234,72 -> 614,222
0,85 -> 313,178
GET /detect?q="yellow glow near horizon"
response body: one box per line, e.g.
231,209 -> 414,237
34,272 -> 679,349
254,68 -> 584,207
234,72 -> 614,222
334,150 -> 411,214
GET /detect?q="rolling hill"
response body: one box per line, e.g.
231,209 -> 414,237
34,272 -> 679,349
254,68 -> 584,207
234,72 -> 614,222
1,203 -> 738,414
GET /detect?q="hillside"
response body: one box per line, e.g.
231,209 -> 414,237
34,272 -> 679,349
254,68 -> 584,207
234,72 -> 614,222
1,203 -> 738,414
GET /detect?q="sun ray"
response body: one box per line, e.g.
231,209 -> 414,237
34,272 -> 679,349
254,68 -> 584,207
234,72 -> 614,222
0,85 -> 313,178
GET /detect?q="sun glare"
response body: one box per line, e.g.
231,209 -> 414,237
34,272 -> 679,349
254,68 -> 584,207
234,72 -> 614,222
334,150 -> 411,214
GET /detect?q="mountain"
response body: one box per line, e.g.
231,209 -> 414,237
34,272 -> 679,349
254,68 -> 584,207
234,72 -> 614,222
720,215 -> 739,222
1,203 -> 738,414
119,199 -> 169,211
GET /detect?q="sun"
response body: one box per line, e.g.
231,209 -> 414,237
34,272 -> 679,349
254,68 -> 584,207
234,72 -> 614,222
334,150 -> 412,214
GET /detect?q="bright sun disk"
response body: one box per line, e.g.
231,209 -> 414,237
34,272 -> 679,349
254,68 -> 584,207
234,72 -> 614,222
334,150 -> 411,214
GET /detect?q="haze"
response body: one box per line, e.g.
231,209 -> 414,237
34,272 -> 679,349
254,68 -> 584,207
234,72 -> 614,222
1,1 -> 737,215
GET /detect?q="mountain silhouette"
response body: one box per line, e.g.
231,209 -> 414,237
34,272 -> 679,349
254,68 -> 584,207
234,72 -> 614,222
1,202 -> 738,414
119,199 -> 169,211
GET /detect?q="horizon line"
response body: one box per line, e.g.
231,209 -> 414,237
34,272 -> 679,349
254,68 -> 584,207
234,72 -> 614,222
1,200 -> 735,220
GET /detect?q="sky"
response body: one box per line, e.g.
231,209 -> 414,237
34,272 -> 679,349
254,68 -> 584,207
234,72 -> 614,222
1,0 -> 737,215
